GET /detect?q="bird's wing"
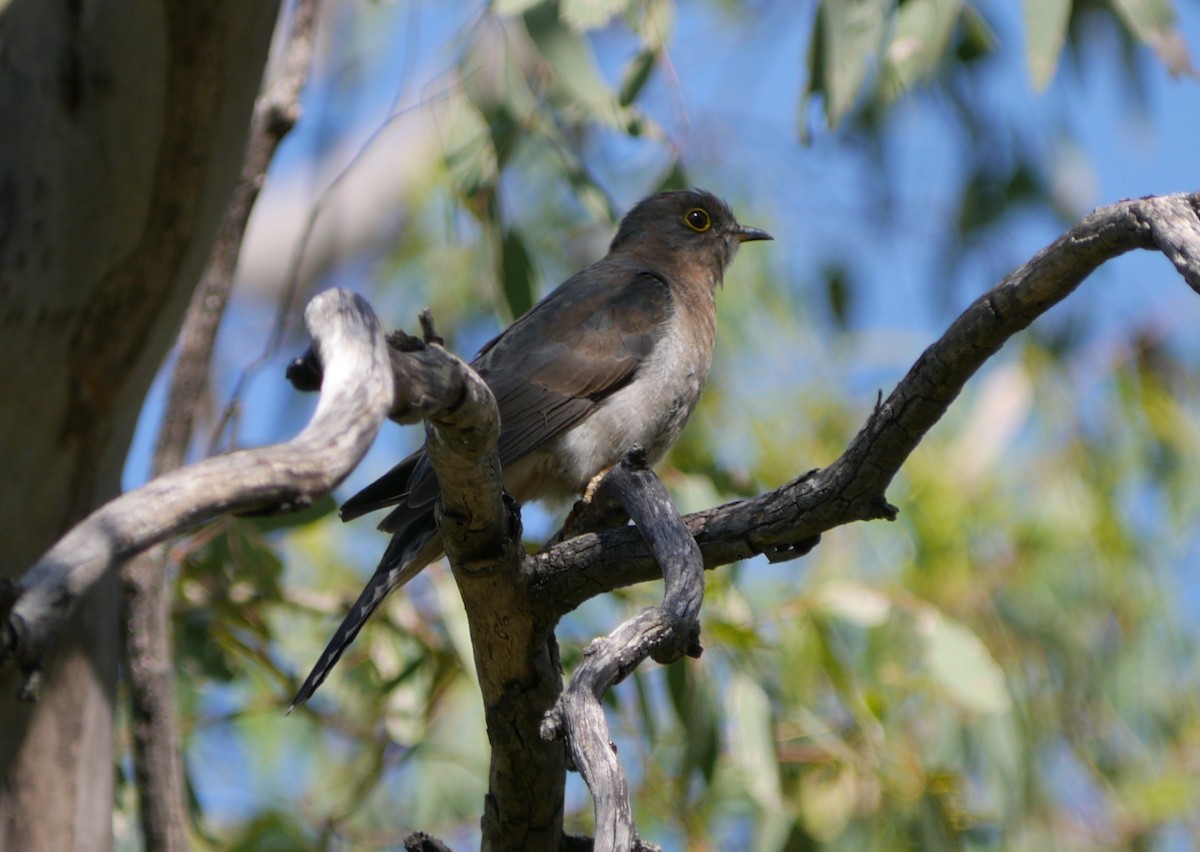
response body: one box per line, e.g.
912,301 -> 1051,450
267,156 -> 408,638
341,262 -> 672,514
338,449 -> 424,522
485,264 -> 670,458
406,265 -> 672,504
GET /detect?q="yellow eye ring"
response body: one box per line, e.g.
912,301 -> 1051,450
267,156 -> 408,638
684,208 -> 711,232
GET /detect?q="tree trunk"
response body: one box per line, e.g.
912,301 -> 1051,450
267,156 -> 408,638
0,1 -> 280,847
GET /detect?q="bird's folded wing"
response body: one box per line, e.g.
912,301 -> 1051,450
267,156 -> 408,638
476,265 -> 671,468
343,264 -> 672,514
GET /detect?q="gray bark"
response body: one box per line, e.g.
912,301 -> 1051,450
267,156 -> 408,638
121,3 -> 320,847
0,1 -> 280,847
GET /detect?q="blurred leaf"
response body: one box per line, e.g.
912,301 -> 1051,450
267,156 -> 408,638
241,493 -> 337,533
1118,772 -> 1200,823
1108,0 -> 1196,75
918,609 -> 1011,715
655,159 -> 690,192
881,0 -> 962,98
495,0 -> 547,15
618,46 -> 659,107
623,0 -> 675,107
501,227 -> 537,318
227,809 -> 313,851
803,0 -> 893,133
665,659 -> 721,791
815,581 -> 892,628
799,763 -> 858,843
955,4 -> 997,63
822,263 -> 853,330
631,669 -> 658,741
433,568 -> 478,684
437,93 -> 498,207
728,671 -> 784,811
461,23 -> 539,170
523,2 -> 640,131
957,163 -> 1043,236
175,608 -> 237,682
1025,0 -> 1072,89
561,0 -> 634,31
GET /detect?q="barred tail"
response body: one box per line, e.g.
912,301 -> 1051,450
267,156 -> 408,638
288,517 -> 439,711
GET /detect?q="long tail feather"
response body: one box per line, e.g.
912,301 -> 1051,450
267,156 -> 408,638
338,451 -> 424,522
288,516 -> 439,711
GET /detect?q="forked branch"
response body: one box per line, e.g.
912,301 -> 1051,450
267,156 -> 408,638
1,289 -> 392,694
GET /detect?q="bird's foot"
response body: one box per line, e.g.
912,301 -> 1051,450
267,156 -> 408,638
582,465 -> 614,503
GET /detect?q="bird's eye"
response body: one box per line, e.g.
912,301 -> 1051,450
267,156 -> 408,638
684,208 -> 711,233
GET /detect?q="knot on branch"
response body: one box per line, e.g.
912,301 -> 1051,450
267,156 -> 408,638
749,533 -> 823,564
285,348 -> 322,392
403,831 -> 453,852
0,581 -> 42,700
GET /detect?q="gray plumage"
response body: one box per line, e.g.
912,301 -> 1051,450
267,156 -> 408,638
290,189 -> 770,710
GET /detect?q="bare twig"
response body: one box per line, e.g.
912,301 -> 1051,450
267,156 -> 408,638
4,290 -> 391,692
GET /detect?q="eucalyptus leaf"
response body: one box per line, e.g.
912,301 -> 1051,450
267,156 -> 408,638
728,671 -> 784,811
882,0 -> 962,98
1024,0 -> 1071,90
1109,0 -> 1195,75
799,763 -> 858,842
803,0 -> 894,132
501,228 -> 537,318
919,610 -> 1011,715
494,0 -> 546,16
815,580 -> 892,628
561,0 -> 634,32
437,94 -> 498,203
523,2 -> 637,130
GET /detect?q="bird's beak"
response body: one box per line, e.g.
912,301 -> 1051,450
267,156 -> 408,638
734,224 -> 773,243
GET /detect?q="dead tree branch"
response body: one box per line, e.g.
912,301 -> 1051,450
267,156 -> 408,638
2,289 -> 391,695
404,327 -> 570,849
541,451 -> 704,852
530,192 -> 1200,611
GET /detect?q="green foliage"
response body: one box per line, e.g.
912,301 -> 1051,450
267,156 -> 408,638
803,0 -> 1192,138
1025,0 -> 1074,90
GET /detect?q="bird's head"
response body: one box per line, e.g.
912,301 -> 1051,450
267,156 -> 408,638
608,188 -> 772,284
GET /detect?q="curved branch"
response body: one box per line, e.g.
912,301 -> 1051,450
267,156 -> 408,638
532,192 -> 1200,611
1,289 -> 392,693
541,453 -> 702,852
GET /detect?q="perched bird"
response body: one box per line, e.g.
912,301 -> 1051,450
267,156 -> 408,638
290,188 -> 771,708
